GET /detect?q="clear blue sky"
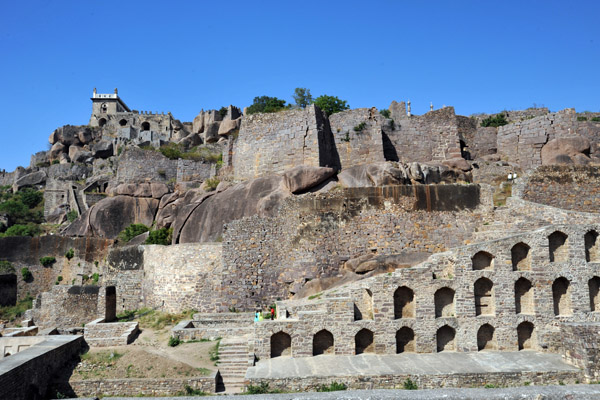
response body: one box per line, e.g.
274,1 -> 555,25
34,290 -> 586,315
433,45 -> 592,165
1,0 -> 599,171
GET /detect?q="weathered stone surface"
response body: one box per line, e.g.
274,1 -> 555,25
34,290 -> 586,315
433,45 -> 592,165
49,142 -> 66,159
338,163 -> 406,187
192,112 -> 205,134
443,157 -> 472,171
218,118 -> 241,136
178,132 -> 202,148
91,140 -> 113,159
108,183 -> 169,199
174,173 -> 304,243
282,166 -> 336,194
68,145 -> 92,163
13,170 -> 47,190
541,136 -> 591,165
203,122 -> 220,143
64,195 -> 159,239
47,163 -> 91,181
55,125 -> 82,146
77,128 -> 94,144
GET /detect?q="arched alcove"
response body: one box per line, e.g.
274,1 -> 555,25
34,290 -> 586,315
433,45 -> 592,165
313,329 -> 334,356
585,230 -> 599,262
548,231 -> 568,262
515,277 -> 534,314
270,331 -> 291,358
472,251 -> 494,271
434,287 -> 455,318
511,242 -> 531,271
436,325 -> 456,352
517,321 -> 535,350
355,328 -> 374,354
394,286 -> 415,319
98,118 -> 107,127
396,327 -> 415,353
141,121 -> 150,131
119,118 -> 128,126
552,277 -> 572,316
477,323 -> 497,351
474,278 -> 494,316
589,276 -> 600,312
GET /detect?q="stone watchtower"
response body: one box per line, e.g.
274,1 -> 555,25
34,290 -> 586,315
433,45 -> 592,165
89,88 -> 131,127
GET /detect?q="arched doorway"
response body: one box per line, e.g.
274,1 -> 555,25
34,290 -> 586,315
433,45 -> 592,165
270,331 -> 291,358
312,329 -> 334,356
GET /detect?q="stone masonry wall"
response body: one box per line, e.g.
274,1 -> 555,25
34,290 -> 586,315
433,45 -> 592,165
116,147 -> 178,183
561,322 -> 600,380
329,108 -> 385,169
232,105 -> 339,181
0,335 -> 83,400
497,109 -> 579,169
141,243 -> 223,313
53,374 -> 217,397
0,235 -> 112,302
105,243 -> 223,313
385,107 -> 463,163
254,223 -> 600,362
220,185 -> 484,311
32,285 -> 109,329
521,166 -> 600,213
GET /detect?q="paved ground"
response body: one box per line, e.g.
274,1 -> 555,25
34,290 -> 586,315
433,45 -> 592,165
246,351 -> 578,379
96,385 -> 600,399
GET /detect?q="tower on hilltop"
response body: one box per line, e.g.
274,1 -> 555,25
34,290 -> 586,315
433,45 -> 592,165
90,88 -> 131,127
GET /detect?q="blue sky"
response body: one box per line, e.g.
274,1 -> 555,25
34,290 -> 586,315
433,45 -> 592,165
1,0 -> 599,171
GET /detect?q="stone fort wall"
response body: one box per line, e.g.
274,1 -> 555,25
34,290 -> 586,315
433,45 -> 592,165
220,184 -> 485,311
253,223 -> 600,362
496,109 -> 600,170
232,105 -> 339,181
105,243 -> 223,313
0,236 -> 112,302
520,165 -> 600,213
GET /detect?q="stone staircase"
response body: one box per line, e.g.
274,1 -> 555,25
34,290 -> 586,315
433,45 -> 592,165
217,335 -> 252,394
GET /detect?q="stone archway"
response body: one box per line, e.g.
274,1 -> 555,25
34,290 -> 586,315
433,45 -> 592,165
141,121 -> 150,131
355,328 -> 374,354
313,329 -> 334,356
548,231 -> 568,262
590,276 -> 600,312
436,325 -> 455,352
434,287 -> 455,318
394,286 -> 415,319
477,323 -> 497,351
472,251 -> 494,270
270,331 -> 291,358
511,242 -> 531,271
396,327 -> 415,353
586,231 -> 599,262
517,321 -> 535,350
552,277 -> 572,316
474,277 -> 494,316
515,277 -> 534,314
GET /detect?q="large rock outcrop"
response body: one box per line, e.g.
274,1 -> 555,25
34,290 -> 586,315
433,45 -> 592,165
173,166 -> 336,243
541,136 -> 592,165
64,195 -> 159,239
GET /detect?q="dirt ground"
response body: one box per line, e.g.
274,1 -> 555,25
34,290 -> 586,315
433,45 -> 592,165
70,325 -> 218,381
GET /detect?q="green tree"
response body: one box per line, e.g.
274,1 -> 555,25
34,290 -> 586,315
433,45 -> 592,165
17,188 -> 43,209
0,200 -> 28,223
118,224 -> 150,243
246,96 -> 288,115
292,88 -> 313,109
313,95 -> 350,116
3,223 -> 40,237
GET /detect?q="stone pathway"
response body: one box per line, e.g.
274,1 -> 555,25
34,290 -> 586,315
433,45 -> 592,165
247,351 -> 578,379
